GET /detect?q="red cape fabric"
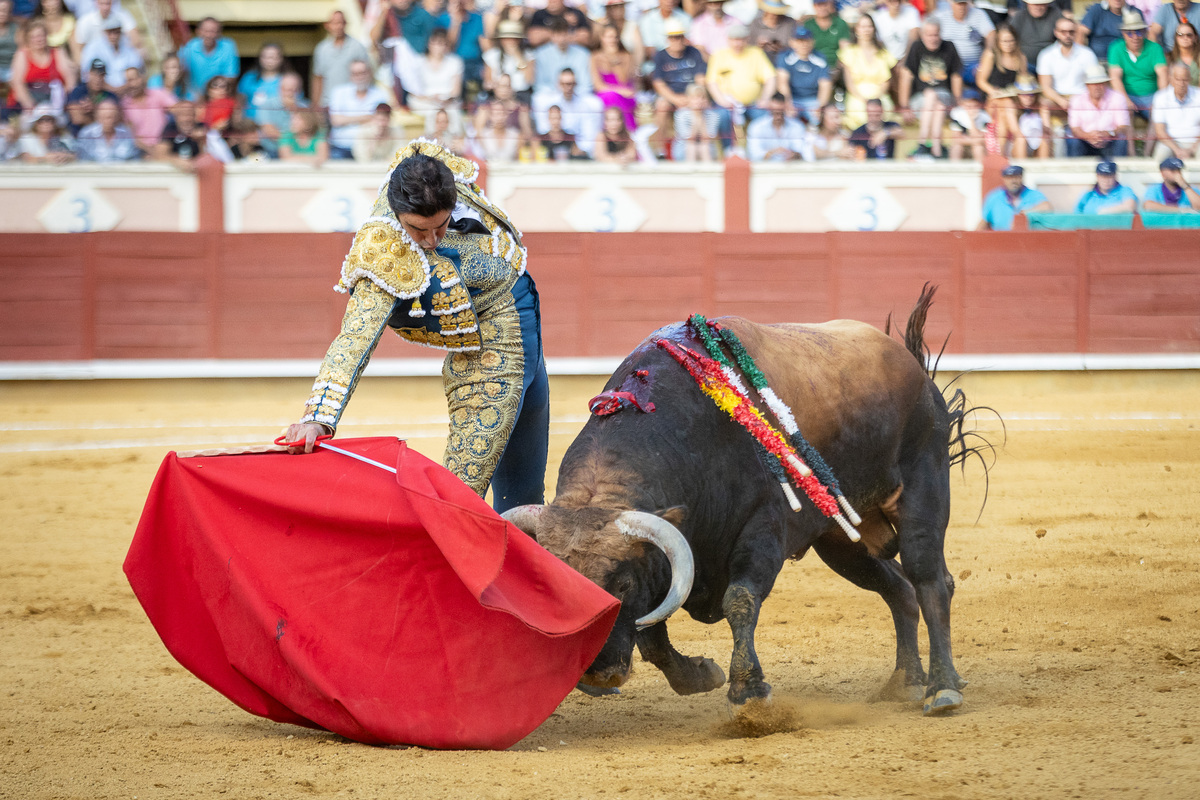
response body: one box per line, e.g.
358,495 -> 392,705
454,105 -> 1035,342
124,437 -> 620,749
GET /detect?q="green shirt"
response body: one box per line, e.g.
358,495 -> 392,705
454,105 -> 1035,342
807,15 -> 852,68
1107,39 -> 1166,98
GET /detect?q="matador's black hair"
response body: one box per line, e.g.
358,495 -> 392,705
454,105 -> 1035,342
387,153 -> 457,219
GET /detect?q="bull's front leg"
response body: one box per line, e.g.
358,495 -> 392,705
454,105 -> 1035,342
723,582 -> 770,706
636,623 -> 726,696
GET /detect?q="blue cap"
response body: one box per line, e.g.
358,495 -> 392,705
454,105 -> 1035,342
793,25 -> 812,39
1096,160 -> 1117,175
1001,165 -> 1024,177
1160,156 -> 1185,170
962,87 -> 984,102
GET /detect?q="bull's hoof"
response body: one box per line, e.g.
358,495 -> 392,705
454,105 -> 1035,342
575,682 -> 620,697
873,669 -> 925,704
922,688 -> 963,716
670,656 -> 726,696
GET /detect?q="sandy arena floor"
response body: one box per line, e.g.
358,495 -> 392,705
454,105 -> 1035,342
1,369 -> 1198,800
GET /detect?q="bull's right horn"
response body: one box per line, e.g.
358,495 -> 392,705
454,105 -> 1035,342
614,511 -> 694,630
501,505 -> 545,537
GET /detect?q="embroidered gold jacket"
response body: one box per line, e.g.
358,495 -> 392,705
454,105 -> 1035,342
302,140 -> 528,430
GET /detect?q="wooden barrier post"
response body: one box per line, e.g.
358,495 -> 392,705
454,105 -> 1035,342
196,156 -> 225,233
724,156 -> 750,233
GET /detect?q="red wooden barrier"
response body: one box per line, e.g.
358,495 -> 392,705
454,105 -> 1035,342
2,231 -> 1197,362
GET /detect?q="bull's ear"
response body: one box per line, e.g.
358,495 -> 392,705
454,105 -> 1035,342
655,505 -> 686,527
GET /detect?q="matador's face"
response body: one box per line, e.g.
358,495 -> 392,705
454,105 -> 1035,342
397,210 -> 451,250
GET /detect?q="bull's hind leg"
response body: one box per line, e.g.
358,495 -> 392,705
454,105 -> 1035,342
894,446 -> 966,716
812,532 -> 926,702
636,624 -> 726,696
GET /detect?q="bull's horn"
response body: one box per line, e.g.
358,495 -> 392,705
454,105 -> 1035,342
614,511 -> 694,630
501,504 -> 545,537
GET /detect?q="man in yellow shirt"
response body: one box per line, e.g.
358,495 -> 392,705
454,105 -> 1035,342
705,23 -> 777,153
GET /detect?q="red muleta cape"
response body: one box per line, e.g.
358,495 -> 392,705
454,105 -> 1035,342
124,437 -> 620,749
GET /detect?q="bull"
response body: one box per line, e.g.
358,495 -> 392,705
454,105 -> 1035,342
504,286 -> 982,716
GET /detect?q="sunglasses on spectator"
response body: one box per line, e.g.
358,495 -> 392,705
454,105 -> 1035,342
1124,30 -> 1145,36
1179,31 -> 1197,37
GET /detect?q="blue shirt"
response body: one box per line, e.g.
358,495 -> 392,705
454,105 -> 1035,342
776,50 -> 829,101
1075,183 -> 1136,213
1080,2 -> 1143,61
982,185 -> 1050,230
438,12 -> 485,64
1143,183 -> 1194,209
178,37 -> 240,100
236,71 -> 282,122
395,5 -> 438,54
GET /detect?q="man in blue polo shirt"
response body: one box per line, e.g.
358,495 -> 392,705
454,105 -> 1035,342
1142,156 -> 1200,212
978,165 -> 1053,230
1079,0 -> 1144,62
776,26 -> 831,122
177,17 -> 239,100
1076,160 -> 1138,213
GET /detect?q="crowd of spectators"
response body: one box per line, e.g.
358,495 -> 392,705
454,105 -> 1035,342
0,0 -> 1198,165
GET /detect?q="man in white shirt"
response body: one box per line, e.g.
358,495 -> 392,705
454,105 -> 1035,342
79,17 -> 143,90
1037,16 -> 1100,112
328,60 -> 390,159
746,91 -> 812,160
1152,62 -> 1200,159
532,67 -> 604,155
72,0 -> 139,63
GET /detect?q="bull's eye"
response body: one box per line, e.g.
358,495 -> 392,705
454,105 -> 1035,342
614,576 -> 635,595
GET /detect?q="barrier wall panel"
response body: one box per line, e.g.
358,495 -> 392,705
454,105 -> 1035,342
0,235 -> 87,359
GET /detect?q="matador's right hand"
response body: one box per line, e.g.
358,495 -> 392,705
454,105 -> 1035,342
281,422 -> 330,454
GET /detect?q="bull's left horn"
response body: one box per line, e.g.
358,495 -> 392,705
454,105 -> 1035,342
614,511 -> 694,630
501,505 -> 545,537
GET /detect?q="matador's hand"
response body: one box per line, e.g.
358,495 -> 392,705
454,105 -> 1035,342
281,422 -> 330,454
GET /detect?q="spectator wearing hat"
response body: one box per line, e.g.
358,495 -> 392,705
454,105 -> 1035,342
935,0 -> 996,85
874,0 -> 922,64
317,11 -> 371,109
651,19 -> 706,152
849,96 -> 903,157
78,14 -> 141,89
746,90 -> 811,158
1008,0 -> 1065,68
978,164 -> 1052,229
484,19 -> 537,102
748,0 -> 795,58
804,0 -> 852,75
639,0 -> 692,60
1150,0 -> 1200,53
1001,73 -> 1052,156
1152,61 -> 1200,158
63,58 -> 115,134
16,111 -> 75,162
75,94 -> 137,160
71,0 -> 137,63
529,0 -> 593,48
1067,62 -> 1131,154
948,87 -> 993,158
1075,159 -> 1137,212
1038,16 -> 1099,116
178,18 -> 238,101
1080,0 -> 1145,62
706,20 -> 776,146
900,19 -> 964,159
776,25 -> 831,119
690,0 -> 740,59
1107,10 -> 1166,119
534,19 -> 594,93
1143,155 -> 1200,210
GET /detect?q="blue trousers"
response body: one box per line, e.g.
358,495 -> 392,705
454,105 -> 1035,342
489,272 -> 550,513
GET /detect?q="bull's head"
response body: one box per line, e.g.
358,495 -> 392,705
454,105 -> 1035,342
503,504 -> 692,689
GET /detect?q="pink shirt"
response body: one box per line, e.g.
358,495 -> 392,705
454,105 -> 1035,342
1068,88 -> 1131,133
688,12 -> 738,57
121,87 -> 178,147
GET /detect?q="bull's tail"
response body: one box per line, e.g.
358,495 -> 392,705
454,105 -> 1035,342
886,283 -> 1004,516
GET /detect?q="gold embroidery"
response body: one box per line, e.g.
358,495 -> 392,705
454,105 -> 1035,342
339,223 -> 427,297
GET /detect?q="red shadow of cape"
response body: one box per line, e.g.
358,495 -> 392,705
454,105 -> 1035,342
124,437 -> 620,749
